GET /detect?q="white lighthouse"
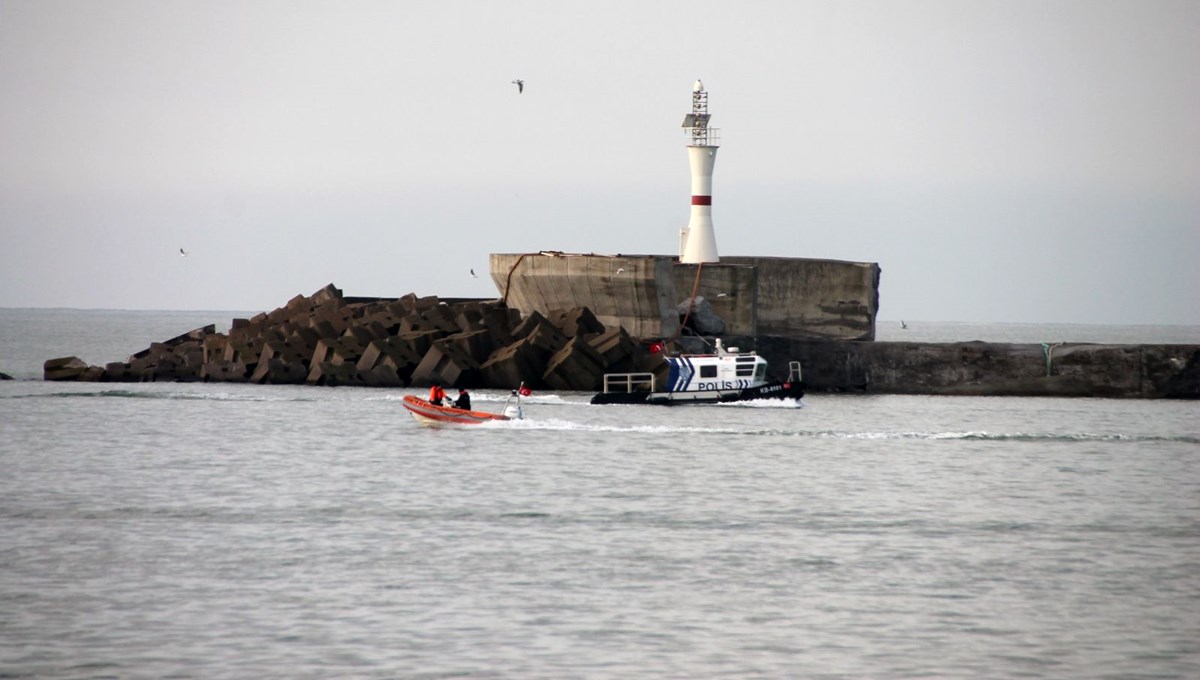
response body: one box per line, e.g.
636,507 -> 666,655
679,79 -> 720,263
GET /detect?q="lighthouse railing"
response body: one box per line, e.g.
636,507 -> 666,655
686,127 -> 721,147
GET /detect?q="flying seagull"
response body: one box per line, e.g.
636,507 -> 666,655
179,248 -> 189,257
470,268 -> 478,278
615,267 -> 625,274
511,79 -> 524,94
901,320 -> 908,329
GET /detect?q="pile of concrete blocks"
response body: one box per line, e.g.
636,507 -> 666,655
42,283 -> 664,390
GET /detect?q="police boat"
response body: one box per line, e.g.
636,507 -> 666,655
590,339 -> 805,405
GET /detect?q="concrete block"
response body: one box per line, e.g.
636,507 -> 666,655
180,348 -> 205,368
549,307 -> 606,338
525,321 -> 568,357
356,337 -> 421,376
399,308 -> 459,335
259,339 -> 312,368
478,305 -> 519,345
147,342 -> 176,359
223,338 -> 263,364
290,326 -> 321,349
134,358 -> 179,382
309,319 -> 341,340
379,353 -> 417,383
104,362 -> 132,382
361,364 -> 405,388
413,295 -> 441,311
158,325 -> 216,348
250,358 -> 308,385
511,310 -> 549,339
286,293 -> 312,312
310,337 -> 365,367
409,342 -> 480,388
266,305 -> 294,324
453,307 -> 485,333
263,293 -> 312,324
79,366 -> 106,382
587,327 -> 638,373
359,308 -> 402,334
44,356 -> 89,381
343,325 -> 375,345
310,283 -> 343,306
441,329 -> 496,364
200,360 -> 249,382
203,334 -> 229,363
174,362 -> 201,381
480,338 -> 548,390
397,330 -> 445,358
543,336 -> 606,391
306,361 -> 363,387
390,295 -> 418,316
225,325 -> 252,344
328,311 -> 355,335
126,345 -> 152,363
364,321 -> 391,340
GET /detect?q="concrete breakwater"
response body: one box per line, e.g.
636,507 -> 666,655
41,284 -> 663,391
40,284 -> 1199,398
690,336 -> 1199,399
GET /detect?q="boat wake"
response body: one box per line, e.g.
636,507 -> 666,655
465,418 -> 1199,443
474,417 -> 746,434
715,398 -> 803,409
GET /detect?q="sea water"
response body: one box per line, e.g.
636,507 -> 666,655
1,310 -> 1198,678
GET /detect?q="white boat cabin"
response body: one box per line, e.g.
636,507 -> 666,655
663,339 -> 768,394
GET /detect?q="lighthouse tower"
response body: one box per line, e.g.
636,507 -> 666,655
679,79 -> 720,263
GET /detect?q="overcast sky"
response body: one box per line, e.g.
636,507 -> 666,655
1,0 -> 1196,324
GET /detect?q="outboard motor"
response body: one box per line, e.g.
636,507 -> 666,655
502,389 -> 524,420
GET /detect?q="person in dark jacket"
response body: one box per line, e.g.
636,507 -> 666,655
453,388 -> 471,411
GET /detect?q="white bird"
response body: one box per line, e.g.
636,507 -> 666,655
179,248 -> 189,257
470,268 -> 478,278
716,292 -> 728,298
615,268 -> 625,274
512,79 -> 524,93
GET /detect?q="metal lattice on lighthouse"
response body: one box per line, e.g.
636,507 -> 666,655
679,79 -> 720,263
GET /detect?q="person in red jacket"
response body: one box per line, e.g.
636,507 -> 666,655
428,383 -> 447,406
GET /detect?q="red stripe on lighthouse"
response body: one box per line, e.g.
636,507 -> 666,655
691,196 -> 711,205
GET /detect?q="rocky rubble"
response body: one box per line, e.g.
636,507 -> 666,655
42,284 -> 665,390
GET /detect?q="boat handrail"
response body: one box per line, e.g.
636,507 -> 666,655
788,361 -> 803,383
602,372 -> 656,394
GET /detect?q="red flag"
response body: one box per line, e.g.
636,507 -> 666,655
518,385 -> 532,397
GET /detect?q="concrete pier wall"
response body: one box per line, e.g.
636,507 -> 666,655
692,335 -> 1200,399
491,252 -> 881,341
721,257 -> 880,340
490,253 -> 678,339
